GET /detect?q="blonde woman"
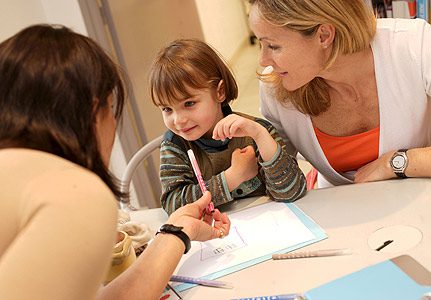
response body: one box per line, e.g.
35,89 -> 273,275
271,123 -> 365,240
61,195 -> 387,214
249,0 -> 431,188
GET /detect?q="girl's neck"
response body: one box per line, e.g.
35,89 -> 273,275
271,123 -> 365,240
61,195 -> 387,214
202,104 -> 229,139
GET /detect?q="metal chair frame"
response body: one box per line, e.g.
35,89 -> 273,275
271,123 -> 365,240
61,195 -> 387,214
120,135 -> 163,210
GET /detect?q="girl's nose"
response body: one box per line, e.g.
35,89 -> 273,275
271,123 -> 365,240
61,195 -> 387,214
174,112 -> 186,125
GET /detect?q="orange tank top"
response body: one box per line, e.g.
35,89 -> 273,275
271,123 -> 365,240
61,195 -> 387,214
313,125 -> 380,173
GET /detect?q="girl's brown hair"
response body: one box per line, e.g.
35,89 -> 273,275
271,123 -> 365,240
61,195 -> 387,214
149,39 -> 238,107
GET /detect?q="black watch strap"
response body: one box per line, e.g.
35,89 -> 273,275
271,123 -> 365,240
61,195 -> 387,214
156,224 -> 191,254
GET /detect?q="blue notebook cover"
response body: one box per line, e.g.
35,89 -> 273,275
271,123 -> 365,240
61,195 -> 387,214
304,255 -> 431,300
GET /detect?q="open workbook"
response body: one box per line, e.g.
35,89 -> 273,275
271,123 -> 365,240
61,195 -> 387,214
171,201 -> 327,292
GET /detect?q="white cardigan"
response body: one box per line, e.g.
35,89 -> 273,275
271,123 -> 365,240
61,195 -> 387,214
260,18 -> 431,187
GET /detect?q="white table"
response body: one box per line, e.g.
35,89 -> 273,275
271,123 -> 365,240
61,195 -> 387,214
131,178 -> 431,299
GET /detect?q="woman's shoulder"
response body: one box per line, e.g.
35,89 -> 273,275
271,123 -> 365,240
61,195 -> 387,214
375,18 -> 429,44
0,148 -> 117,212
0,148 -> 106,180
0,148 -> 118,254
374,18 -> 429,71
376,17 -> 429,32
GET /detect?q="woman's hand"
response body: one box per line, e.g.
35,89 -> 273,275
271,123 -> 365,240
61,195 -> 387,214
167,191 -> 230,241
354,151 -> 396,183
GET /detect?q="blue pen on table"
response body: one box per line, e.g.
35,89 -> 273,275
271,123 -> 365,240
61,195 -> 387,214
231,293 -> 304,300
170,275 -> 233,289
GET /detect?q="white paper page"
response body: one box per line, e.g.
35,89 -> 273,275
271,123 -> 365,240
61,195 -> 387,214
174,202 -> 316,279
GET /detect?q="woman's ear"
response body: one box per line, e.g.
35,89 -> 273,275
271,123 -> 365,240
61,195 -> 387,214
216,80 -> 226,102
318,24 -> 335,49
92,98 -> 100,121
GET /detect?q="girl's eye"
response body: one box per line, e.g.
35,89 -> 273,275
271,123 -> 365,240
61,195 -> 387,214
184,101 -> 195,107
161,107 -> 172,112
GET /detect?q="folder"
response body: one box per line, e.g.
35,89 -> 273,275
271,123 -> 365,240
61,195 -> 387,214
304,255 -> 431,300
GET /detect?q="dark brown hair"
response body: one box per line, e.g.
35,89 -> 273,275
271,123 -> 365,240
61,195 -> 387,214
0,24 -> 126,198
149,39 -> 238,107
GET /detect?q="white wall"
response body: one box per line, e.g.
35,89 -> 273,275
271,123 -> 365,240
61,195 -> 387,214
195,0 -> 250,61
0,0 -> 88,41
0,0 -> 46,42
40,0 -> 87,34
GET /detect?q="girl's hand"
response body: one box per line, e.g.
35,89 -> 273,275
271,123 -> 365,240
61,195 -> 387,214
213,114 -> 277,162
225,146 -> 259,190
167,192 -> 230,241
213,114 -> 261,141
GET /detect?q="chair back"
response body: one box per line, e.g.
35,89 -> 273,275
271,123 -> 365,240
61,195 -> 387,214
120,135 -> 163,210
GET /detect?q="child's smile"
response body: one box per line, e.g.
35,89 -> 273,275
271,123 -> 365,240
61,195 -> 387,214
161,86 -> 225,141
179,125 -> 197,133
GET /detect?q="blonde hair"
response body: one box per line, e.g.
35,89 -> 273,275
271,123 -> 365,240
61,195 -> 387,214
149,39 -> 238,107
250,0 -> 377,116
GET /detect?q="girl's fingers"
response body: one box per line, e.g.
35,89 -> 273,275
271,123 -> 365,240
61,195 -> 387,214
212,125 -> 221,140
213,121 -> 229,140
222,121 -> 232,139
212,120 -> 225,140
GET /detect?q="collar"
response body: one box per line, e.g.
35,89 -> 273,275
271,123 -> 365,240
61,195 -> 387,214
195,104 -> 232,153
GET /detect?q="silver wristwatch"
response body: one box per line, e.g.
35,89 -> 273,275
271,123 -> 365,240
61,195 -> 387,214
389,149 -> 408,178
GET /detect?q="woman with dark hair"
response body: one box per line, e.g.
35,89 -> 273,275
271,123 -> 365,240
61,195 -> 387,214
0,24 -> 126,196
0,24 -> 230,300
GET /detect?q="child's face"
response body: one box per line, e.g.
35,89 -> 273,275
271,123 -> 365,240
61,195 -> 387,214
160,86 -> 225,141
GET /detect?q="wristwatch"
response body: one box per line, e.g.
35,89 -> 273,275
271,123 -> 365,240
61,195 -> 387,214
389,149 -> 409,178
156,224 -> 191,254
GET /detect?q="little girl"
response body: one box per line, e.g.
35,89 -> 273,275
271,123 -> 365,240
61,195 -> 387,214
149,39 -> 306,215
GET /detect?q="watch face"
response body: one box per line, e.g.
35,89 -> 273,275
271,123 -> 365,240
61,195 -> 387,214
392,155 -> 406,169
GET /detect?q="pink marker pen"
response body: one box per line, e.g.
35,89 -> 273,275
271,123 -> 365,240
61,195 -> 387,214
187,149 -> 214,214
